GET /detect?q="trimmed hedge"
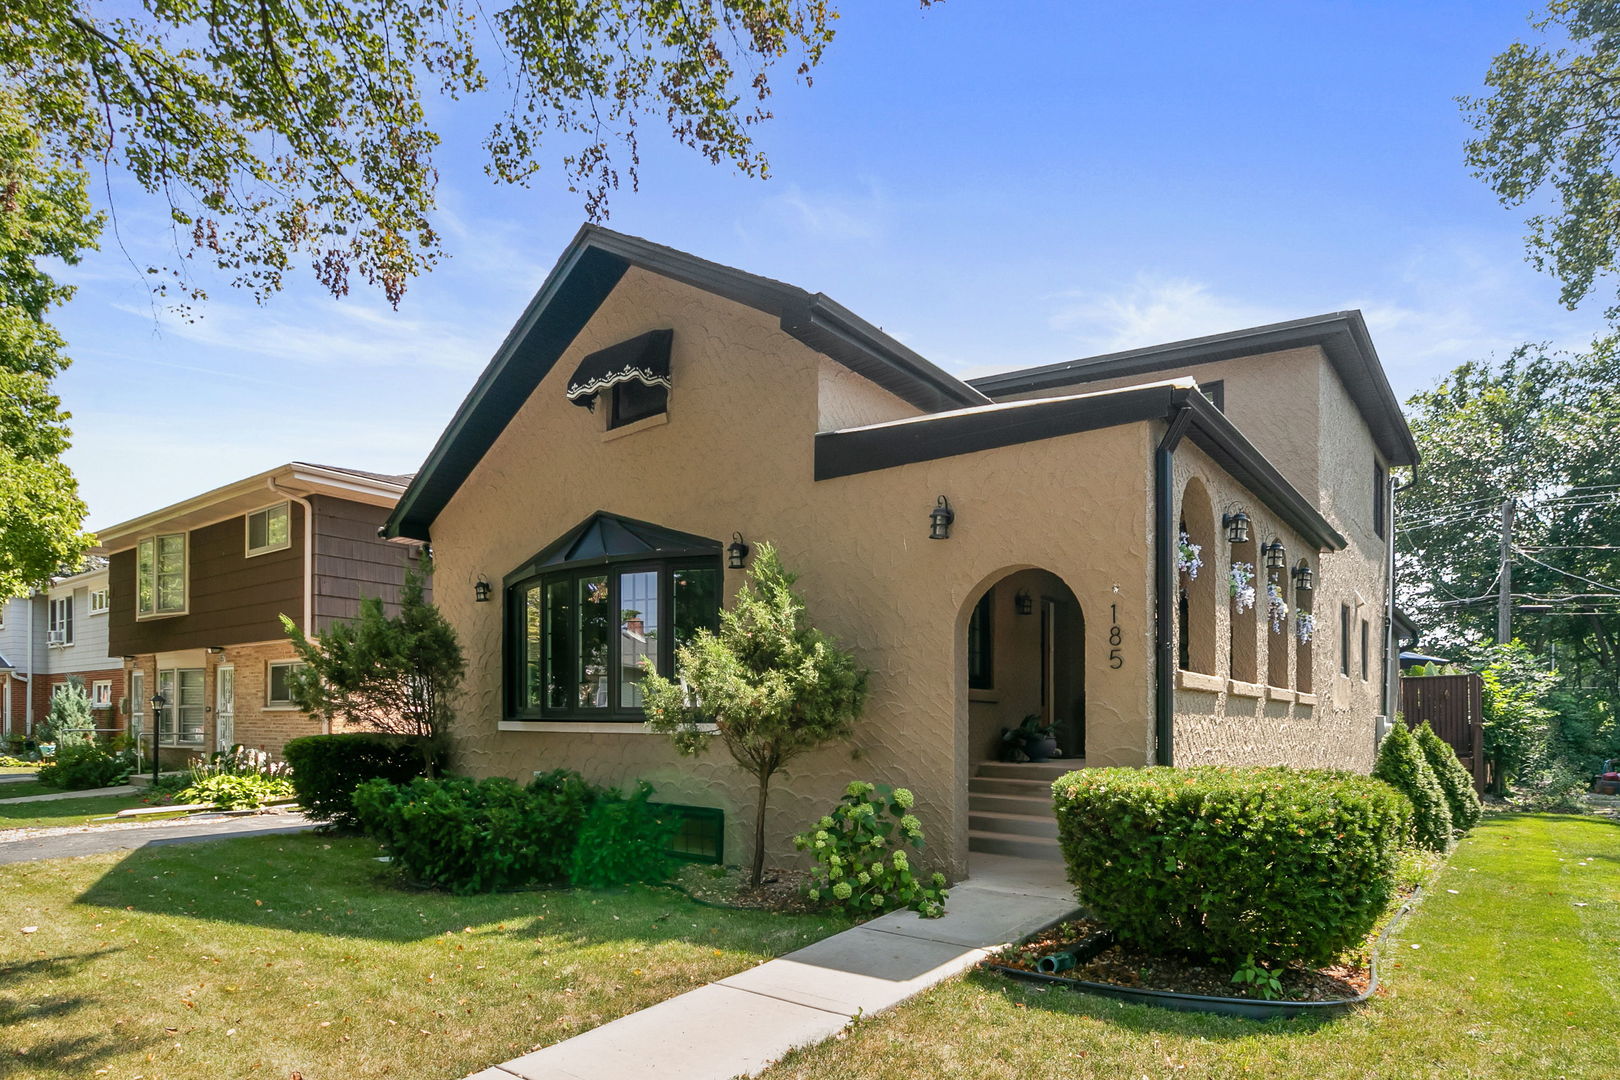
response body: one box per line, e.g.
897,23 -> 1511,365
1372,722 -> 1453,851
282,733 -> 426,830
1053,766 -> 1410,967
352,770 -> 675,894
1413,721 -> 1482,830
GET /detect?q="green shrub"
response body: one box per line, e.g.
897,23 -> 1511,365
1373,722 -> 1454,850
353,771 -> 601,894
178,773 -> 297,809
568,783 -> 678,888
282,733 -> 426,830
1053,766 -> 1410,968
41,679 -> 97,747
794,781 -> 949,919
36,743 -> 133,790
1413,721 -> 1482,830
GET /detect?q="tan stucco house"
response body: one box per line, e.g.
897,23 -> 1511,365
382,227 -> 1419,877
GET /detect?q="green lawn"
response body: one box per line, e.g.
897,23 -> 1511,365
763,812 -> 1620,1080
0,780 -> 74,800
0,793 -> 173,831
0,832 -> 845,1079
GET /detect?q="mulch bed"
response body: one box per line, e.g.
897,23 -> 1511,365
987,918 -> 1370,1002
671,863 -> 820,913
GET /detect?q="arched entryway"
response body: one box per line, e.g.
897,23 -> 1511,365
963,568 -> 1085,871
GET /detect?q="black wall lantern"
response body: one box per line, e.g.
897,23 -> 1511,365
1264,541 -> 1287,572
1292,562 -> 1314,592
929,496 -> 955,540
474,575 -> 492,603
1014,589 -> 1034,616
1222,510 -> 1251,545
728,533 -> 750,569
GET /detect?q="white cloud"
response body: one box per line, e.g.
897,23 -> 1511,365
1047,274 -> 1288,357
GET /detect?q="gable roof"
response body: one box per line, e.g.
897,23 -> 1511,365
383,226 -> 989,541
815,380 -> 1347,552
966,312 -> 1419,468
503,512 -> 721,585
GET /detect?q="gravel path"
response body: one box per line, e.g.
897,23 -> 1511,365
0,809 -> 315,864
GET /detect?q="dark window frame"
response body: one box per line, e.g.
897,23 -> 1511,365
658,803 -> 724,864
609,380 -> 668,429
967,590 -> 994,690
1340,604 -> 1351,676
1373,461 -> 1387,539
1360,618 -> 1370,681
506,555 -> 721,722
1199,380 -> 1226,412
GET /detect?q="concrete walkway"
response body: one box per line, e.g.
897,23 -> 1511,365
0,784 -> 138,804
0,810 -> 315,864
470,853 -> 1076,1080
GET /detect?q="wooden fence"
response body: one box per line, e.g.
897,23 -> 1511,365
1400,673 -> 1487,793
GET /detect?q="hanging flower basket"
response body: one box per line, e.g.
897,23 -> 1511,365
1229,562 -> 1256,613
1266,582 -> 1289,634
1296,611 -> 1316,644
1177,532 -> 1203,579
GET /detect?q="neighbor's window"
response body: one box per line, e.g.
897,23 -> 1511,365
266,661 -> 303,706
89,588 -> 109,615
157,668 -> 205,746
1340,604 -> 1351,676
91,680 -> 113,708
1360,618 -> 1371,681
1373,462 -> 1387,539
246,502 -> 292,556
610,380 -> 668,429
129,669 -> 145,736
967,590 -> 994,690
47,596 -> 73,646
1199,379 -> 1226,412
137,533 -> 188,616
510,560 -> 720,719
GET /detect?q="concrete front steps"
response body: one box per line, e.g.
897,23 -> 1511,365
967,759 -> 1080,861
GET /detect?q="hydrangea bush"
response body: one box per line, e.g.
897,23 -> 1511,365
794,781 -> 947,919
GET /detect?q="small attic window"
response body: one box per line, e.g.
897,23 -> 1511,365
1199,380 -> 1225,412
566,329 -> 673,428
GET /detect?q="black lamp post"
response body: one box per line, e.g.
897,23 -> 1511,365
727,533 -> 750,569
149,690 -> 168,785
929,496 -> 954,540
1222,511 -> 1251,545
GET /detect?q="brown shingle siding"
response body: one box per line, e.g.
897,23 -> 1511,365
310,496 -> 428,632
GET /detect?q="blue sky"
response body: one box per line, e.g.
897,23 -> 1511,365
55,1 -> 1601,528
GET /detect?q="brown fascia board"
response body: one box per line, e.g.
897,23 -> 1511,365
967,312 -> 1419,469
814,383 -> 1345,552
382,225 -> 988,542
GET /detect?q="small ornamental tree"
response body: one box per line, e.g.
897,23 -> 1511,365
282,567 -> 464,775
1414,721 -> 1483,831
1373,721 -> 1453,851
43,677 -> 95,746
641,543 -> 868,887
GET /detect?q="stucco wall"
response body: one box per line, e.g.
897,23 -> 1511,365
428,266 -> 1160,878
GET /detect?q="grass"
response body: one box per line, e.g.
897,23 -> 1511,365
0,832 -> 845,1079
0,780 -> 59,799
0,793 -> 169,831
762,812 -> 1620,1080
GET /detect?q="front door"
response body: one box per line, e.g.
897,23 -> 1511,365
215,666 -> 235,752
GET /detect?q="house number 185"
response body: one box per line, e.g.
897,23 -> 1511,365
1108,603 -> 1123,669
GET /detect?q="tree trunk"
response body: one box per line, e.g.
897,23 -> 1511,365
750,769 -> 772,889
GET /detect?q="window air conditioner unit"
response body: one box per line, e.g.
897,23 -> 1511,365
46,630 -> 66,646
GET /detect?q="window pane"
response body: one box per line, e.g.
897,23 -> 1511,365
248,511 -> 268,551
672,568 -> 720,651
542,580 -> 573,710
268,664 -> 290,703
157,670 -> 176,739
179,669 -> 205,744
577,575 -> 610,709
137,539 -> 154,614
267,504 -> 290,547
612,380 -> 667,427
618,570 -> 659,708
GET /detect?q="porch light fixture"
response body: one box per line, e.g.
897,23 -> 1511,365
1264,541 -> 1287,572
1222,510 -> 1251,545
727,533 -> 750,570
474,575 -> 492,603
928,496 -> 955,540
1292,563 -> 1314,592
206,645 -> 225,655
1014,589 -> 1034,615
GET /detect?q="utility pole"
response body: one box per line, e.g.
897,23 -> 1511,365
1497,498 -> 1514,644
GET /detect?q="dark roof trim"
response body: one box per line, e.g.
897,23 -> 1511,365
967,312 -> 1418,468
384,226 -> 986,541
1393,607 -> 1421,648
814,383 -> 1346,552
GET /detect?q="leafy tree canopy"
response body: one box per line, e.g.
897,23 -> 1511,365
1464,1 -> 1620,320
0,95 -> 97,596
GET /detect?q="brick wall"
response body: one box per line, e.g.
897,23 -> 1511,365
2,669 -> 126,740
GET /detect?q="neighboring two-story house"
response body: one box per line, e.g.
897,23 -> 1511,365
1,561 -> 125,741
379,226 -> 1417,876
94,463 -> 425,764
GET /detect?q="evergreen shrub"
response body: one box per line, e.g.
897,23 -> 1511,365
37,742 -> 132,790
282,733 -> 426,829
1413,721 -> 1482,831
1373,722 -> 1454,850
1053,766 -> 1410,967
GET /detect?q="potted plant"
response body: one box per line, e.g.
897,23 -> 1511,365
1002,715 -> 1058,763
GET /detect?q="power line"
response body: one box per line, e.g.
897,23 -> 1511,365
1513,549 -> 1620,594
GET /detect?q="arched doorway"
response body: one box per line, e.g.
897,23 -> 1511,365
964,568 -> 1086,764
